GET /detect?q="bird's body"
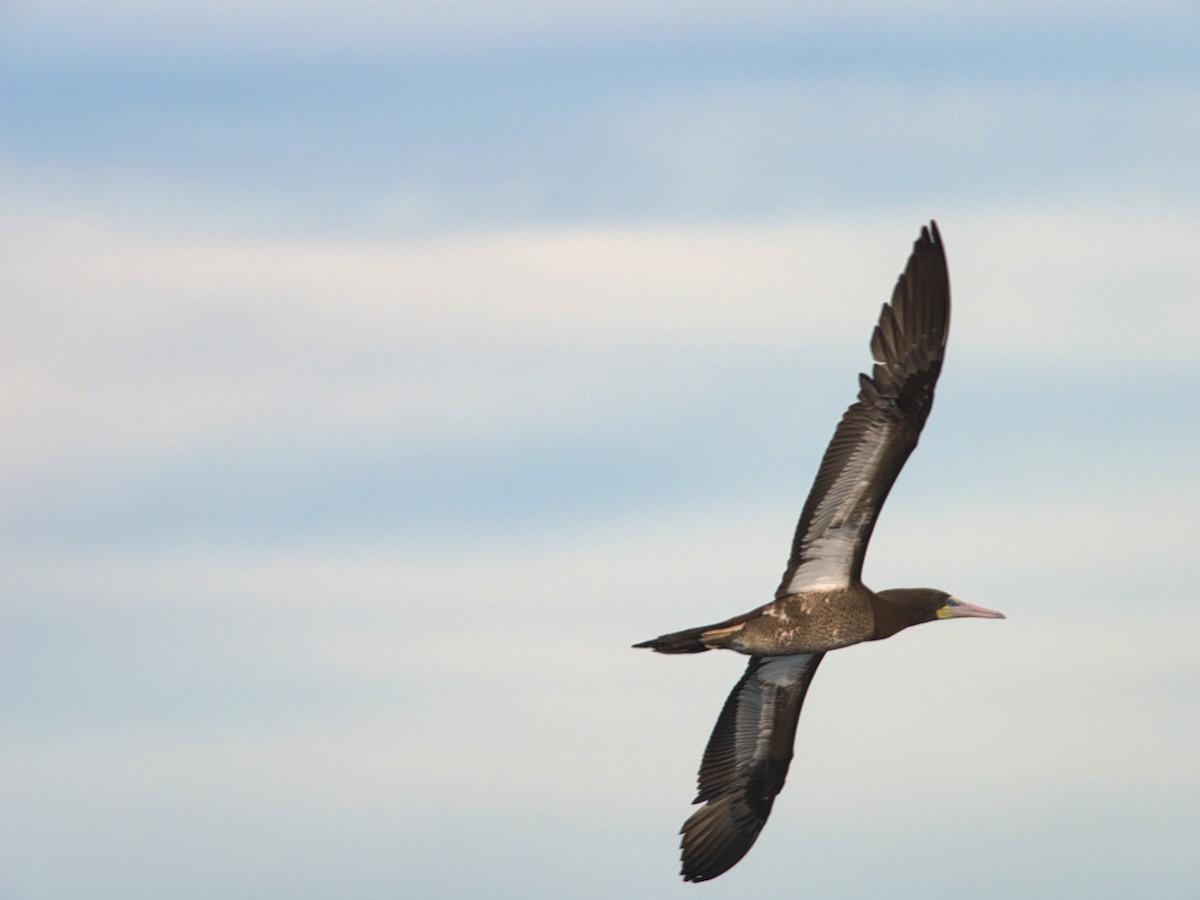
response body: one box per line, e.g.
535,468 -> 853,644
634,223 -> 1004,882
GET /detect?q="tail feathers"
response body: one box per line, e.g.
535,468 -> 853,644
635,607 -> 761,654
633,609 -> 753,652
632,625 -> 714,654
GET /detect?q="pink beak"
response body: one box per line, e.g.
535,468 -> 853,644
942,597 -> 1006,619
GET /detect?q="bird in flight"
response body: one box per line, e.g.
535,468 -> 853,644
634,222 -> 1004,882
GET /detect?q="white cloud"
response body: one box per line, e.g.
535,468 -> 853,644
1,206 -> 1197,495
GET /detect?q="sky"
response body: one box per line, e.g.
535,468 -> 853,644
1,2 -> 1199,897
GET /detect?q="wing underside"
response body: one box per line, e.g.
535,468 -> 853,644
679,652 -> 825,882
777,223 -> 950,596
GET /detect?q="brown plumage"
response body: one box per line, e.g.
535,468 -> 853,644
633,223 -> 1005,883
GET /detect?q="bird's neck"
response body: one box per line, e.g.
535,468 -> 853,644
867,592 -> 918,641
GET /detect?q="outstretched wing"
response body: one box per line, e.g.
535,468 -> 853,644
680,652 -> 825,882
776,223 -> 950,597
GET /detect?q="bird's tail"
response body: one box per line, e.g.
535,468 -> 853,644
632,624 -> 714,654
632,608 -> 759,654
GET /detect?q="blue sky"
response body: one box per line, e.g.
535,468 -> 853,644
2,3 -> 1199,898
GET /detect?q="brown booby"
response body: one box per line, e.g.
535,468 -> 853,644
633,222 -> 1004,882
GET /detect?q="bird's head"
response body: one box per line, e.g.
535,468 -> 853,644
873,588 -> 1005,638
